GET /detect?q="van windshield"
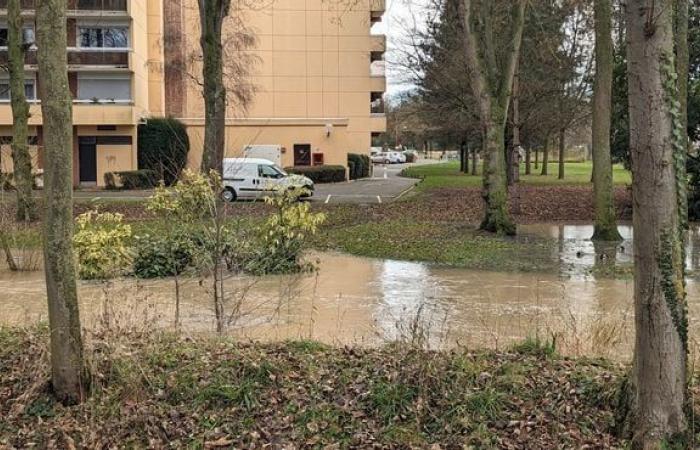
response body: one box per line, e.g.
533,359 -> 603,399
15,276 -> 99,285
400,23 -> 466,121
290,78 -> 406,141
273,165 -> 287,176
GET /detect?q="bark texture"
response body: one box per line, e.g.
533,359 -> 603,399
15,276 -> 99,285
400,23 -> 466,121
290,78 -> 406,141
36,0 -> 86,405
674,0 -> 689,227
459,0 -> 526,235
198,0 -> 231,175
8,0 -> 37,223
591,0 -> 622,241
622,0 -> 688,446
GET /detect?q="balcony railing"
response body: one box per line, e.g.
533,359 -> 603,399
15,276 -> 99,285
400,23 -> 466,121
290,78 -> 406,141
370,60 -> 385,77
0,0 -> 127,11
0,49 -> 128,67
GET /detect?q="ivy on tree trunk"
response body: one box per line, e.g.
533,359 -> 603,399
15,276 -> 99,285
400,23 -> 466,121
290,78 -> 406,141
619,0 -> 689,446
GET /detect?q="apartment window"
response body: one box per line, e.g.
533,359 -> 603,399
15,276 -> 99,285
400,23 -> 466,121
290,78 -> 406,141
79,26 -> 128,48
0,78 -> 36,101
371,92 -> 385,114
77,73 -> 131,102
0,26 -> 35,47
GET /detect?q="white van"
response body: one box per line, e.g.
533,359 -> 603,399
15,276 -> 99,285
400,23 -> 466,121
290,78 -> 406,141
242,145 -> 282,166
221,158 -> 314,202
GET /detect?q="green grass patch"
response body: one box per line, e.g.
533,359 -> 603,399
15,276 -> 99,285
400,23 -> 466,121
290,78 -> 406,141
403,161 -> 631,190
314,220 -> 558,273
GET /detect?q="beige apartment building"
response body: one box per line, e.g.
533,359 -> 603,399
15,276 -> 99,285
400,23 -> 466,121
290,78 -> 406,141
0,0 -> 164,187
167,0 -> 387,169
0,0 -> 386,186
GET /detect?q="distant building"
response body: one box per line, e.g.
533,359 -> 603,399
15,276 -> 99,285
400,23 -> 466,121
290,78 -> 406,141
0,0 -> 387,187
167,0 -> 387,169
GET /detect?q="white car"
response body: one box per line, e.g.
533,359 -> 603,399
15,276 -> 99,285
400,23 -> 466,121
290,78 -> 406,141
372,151 -> 406,164
387,151 -> 407,164
221,158 -> 314,202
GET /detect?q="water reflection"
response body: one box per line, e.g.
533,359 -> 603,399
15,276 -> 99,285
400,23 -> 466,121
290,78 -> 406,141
2,223 -> 700,361
520,223 -> 700,279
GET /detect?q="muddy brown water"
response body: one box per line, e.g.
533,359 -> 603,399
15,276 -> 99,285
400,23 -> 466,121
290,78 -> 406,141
2,224 -> 700,360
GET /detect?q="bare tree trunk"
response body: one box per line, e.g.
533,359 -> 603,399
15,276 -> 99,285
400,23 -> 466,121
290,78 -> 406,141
534,146 -> 538,170
198,0 -> 231,175
510,65 -> 521,184
8,0 -> 37,223
471,142 -> 477,175
459,0 -> 526,235
37,0 -> 86,405
557,128 -> 565,180
592,0 -> 622,241
525,148 -> 531,175
541,133 -> 550,175
620,0 -> 688,446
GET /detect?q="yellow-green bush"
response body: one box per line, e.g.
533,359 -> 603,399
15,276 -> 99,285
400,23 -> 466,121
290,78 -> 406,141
73,211 -> 133,280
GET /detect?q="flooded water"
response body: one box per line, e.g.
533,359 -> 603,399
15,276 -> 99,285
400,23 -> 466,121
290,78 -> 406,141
2,223 -> 700,361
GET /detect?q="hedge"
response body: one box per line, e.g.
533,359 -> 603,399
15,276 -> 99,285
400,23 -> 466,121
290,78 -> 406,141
347,153 -> 370,180
137,117 -> 190,186
285,165 -> 346,183
105,170 -> 158,190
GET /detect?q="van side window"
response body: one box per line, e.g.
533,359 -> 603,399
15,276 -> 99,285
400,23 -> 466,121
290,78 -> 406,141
258,164 -> 280,178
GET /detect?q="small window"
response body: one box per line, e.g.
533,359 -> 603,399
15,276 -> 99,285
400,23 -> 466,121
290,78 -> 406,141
0,79 -> 36,101
258,164 -> 281,178
0,27 -> 35,47
77,73 -> 131,102
79,26 -> 128,48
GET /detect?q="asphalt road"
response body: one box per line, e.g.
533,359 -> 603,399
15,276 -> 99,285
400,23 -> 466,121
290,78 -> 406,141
68,161 -> 433,205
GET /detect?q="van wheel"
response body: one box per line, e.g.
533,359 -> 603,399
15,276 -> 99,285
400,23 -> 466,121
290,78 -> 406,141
221,188 -> 237,202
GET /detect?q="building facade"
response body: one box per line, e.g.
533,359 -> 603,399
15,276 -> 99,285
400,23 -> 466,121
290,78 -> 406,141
166,0 -> 387,169
0,0 -> 164,187
0,0 -> 386,186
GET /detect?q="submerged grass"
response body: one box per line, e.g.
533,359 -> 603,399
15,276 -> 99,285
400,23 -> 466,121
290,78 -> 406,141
0,327 -> 627,449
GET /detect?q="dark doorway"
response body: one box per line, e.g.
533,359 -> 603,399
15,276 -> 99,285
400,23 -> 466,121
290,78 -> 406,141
293,144 -> 311,166
78,136 -> 97,183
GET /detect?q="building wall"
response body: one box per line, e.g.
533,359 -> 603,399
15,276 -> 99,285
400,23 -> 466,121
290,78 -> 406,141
173,0 -> 387,169
0,0 -> 163,187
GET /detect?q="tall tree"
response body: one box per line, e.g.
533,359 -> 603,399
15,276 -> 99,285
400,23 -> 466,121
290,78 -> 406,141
622,0 -> 688,445
36,0 -> 86,405
198,0 -> 231,175
674,0 -> 689,228
8,0 -> 37,222
459,0 -> 527,235
591,0 -> 622,241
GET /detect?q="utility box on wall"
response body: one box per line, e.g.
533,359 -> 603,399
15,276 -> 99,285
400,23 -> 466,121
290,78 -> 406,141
312,153 -> 324,166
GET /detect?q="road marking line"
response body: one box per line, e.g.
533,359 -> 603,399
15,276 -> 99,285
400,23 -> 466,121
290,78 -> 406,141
384,167 -> 388,179
325,195 -> 332,204
377,196 -> 382,204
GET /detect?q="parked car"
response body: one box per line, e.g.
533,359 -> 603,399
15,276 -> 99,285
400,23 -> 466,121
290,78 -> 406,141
221,158 -> 314,202
371,152 -> 390,164
388,151 -> 407,164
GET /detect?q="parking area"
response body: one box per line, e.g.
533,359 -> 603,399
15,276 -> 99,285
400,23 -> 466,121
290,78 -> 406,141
312,163 -> 418,204
66,161 -> 437,205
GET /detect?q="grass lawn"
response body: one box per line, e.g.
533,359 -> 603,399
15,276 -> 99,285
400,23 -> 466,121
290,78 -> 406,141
403,161 -> 632,190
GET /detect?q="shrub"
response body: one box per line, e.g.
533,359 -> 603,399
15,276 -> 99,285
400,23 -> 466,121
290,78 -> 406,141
347,153 -> 370,180
138,117 -> 190,186
132,231 -> 199,279
73,211 -> 133,280
404,152 -> 417,163
105,170 -> 158,190
248,187 -> 326,275
285,165 -> 346,183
